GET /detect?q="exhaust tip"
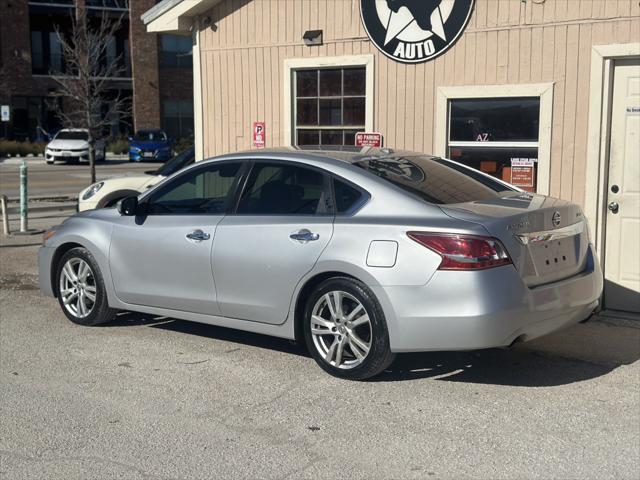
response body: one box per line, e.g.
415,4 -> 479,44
508,334 -> 527,348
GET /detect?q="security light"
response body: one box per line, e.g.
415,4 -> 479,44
303,30 -> 323,46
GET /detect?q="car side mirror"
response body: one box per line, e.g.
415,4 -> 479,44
119,196 -> 139,216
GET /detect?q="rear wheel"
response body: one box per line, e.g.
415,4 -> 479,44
303,277 -> 395,380
56,247 -> 116,326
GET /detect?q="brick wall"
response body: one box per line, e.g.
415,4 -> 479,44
129,0 -> 161,131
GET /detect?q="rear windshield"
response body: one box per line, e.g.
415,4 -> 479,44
135,131 -> 167,141
55,131 -> 88,140
355,155 -> 515,204
156,147 -> 194,176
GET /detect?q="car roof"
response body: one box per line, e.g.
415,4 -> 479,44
59,128 -> 88,132
211,146 -> 434,164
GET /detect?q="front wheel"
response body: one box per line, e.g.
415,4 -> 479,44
56,247 -> 116,326
303,277 -> 395,380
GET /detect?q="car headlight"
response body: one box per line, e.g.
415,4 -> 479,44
130,146 -> 141,152
82,181 -> 105,200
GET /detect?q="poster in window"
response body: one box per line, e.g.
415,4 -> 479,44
510,158 -> 535,188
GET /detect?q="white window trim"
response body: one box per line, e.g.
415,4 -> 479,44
585,43 -> 640,256
435,83 -> 554,195
192,25 -> 204,161
283,54 -> 374,147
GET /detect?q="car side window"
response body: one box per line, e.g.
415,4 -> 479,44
237,162 -> 329,215
146,162 -> 241,215
333,178 -> 365,214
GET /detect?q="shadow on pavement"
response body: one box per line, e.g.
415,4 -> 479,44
110,311 -> 308,357
107,311 -> 639,387
376,348 -> 615,386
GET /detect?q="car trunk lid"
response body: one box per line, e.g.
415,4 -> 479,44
440,192 -> 590,287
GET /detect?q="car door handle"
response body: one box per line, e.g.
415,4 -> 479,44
290,229 -> 320,242
186,229 -> 211,241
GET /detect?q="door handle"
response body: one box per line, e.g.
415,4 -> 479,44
290,229 -> 320,242
186,229 -> 211,241
608,202 -> 619,214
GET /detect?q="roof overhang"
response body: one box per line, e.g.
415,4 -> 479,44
141,0 -> 224,35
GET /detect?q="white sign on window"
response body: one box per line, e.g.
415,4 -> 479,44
1,105 -> 9,122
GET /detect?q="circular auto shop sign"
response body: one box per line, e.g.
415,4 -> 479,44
360,0 -> 475,64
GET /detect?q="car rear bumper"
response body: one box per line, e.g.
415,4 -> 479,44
38,246 -> 56,297
377,245 -> 603,353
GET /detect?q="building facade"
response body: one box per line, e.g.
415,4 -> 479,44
145,0 -> 639,314
0,0 -> 194,141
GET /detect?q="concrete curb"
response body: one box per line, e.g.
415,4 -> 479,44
5,195 -> 76,203
5,202 -> 77,215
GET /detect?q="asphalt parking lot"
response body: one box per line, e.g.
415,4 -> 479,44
1,213 -> 639,479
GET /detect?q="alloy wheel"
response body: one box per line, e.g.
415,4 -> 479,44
310,290 -> 372,370
59,258 -> 97,319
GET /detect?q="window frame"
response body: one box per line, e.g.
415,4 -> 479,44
330,175 -> 371,216
141,160 -> 247,216
284,55 -> 374,148
293,67 -> 367,147
229,159 -> 335,217
435,83 -> 554,195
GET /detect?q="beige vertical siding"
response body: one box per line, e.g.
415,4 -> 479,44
198,0 -> 640,205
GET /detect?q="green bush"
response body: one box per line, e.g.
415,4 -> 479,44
107,137 -> 129,155
0,140 -> 45,157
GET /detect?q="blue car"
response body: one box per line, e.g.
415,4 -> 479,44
128,129 -> 173,162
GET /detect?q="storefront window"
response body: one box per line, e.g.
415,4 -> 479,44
160,35 -> 193,68
294,67 -> 366,146
447,97 -> 540,192
163,100 -> 194,139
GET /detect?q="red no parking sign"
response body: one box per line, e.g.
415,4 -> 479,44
253,122 -> 266,149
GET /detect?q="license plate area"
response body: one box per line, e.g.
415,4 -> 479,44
142,151 -> 154,158
529,237 -> 579,275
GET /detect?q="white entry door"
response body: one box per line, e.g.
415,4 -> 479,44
604,58 -> 640,313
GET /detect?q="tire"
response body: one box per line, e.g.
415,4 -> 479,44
303,277 -> 395,380
56,247 -> 116,326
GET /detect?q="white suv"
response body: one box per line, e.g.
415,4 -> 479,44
45,129 -> 105,164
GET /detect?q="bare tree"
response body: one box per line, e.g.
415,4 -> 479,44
50,7 -> 130,184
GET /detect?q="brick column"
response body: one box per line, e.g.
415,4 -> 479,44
0,1 -> 32,100
129,0 -> 161,131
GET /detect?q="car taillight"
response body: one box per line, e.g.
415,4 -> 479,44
407,232 -> 512,270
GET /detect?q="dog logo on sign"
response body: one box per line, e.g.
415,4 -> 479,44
360,0 -> 475,64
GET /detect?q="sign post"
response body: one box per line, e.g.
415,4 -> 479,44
20,160 -> 28,233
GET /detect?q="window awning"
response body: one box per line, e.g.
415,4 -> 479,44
141,0 -> 225,35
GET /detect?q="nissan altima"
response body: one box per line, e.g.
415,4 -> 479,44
38,148 -> 603,380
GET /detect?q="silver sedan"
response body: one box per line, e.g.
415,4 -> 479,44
39,148 -> 603,380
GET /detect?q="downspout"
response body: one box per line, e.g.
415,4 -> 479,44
192,19 -> 204,161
